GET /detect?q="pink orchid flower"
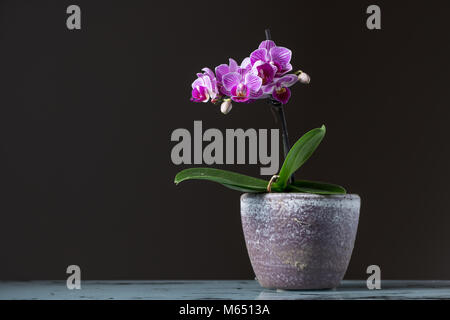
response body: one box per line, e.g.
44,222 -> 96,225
265,74 -> 298,104
215,58 -> 239,96
250,40 -> 293,77
191,68 -> 218,103
222,69 -> 263,102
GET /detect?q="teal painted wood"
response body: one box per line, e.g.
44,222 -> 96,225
1,280 -> 450,300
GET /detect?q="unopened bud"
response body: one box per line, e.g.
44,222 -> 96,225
298,71 -> 310,84
220,99 -> 232,114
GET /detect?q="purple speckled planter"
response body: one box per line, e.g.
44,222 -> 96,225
241,193 -> 360,290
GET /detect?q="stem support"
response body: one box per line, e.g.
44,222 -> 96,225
265,28 -> 294,184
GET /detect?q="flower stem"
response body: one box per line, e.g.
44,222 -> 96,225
265,28 -> 294,184
275,104 -> 291,160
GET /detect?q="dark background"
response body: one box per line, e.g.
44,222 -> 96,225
1,0 -> 449,280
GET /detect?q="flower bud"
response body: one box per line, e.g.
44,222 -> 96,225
298,71 -> 310,84
220,99 -> 232,114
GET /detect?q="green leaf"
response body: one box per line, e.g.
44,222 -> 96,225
286,180 -> 346,195
174,168 -> 272,192
220,183 -> 265,193
276,125 -> 326,189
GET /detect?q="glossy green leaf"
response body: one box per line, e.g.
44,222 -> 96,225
277,125 -> 326,189
220,183 -> 265,193
174,168 -> 271,192
286,180 -> 346,195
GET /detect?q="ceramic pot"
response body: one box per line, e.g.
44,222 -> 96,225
241,193 -> 360,290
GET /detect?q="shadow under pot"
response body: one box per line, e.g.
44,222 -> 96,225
241,193 -> 361,290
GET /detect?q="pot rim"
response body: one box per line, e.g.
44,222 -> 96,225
241,192 -> 360,201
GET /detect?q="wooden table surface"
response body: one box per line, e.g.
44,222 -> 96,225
1,280 -> 450,300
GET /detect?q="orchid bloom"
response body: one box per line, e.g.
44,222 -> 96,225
252,60 -> 277,86
250,40 -> 292,77
215,58 -> 239,88
191,68 -> 218,103
222,69 -> 263,102
190,37 -> 309,113
265,74 -> 298,104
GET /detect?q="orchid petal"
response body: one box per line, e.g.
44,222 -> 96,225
230,83 -> 250,102
215,64 -> 229,83
191,86 -> 209,103
241,57 -> 251,68
277,74 -> 298,88
250,88 -> 263,99
231,96 -> 250,102
258,40 -> 276,51
253,61 -> 276,85
219,85 -> 230,96
237,67 -> 249,78
191,88 -> 201,101
272,87 -> 291,104
229,58 -> 238,72
202,74 -> 213,92
202,67 -> 215,80
270,46 -> 292,67
192,77 -> 204,89
250,48 -> 268,65
240,57 -> 252,73
262,83 -> 276,94
244,73 -> 262,93
279,63 -> 293,75
222,72 -> 241,91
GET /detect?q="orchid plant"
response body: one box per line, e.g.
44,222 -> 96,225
175,30 -> 346,195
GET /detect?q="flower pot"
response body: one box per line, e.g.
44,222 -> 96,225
241,193 -> 360,290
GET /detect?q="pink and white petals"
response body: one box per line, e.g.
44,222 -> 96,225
190,38 -> 309,110
201,67 -> 216,81
250,41 -> 293,77
191,69 -> 219,102
262,74 -> 297,95
252,61 -> 277,85
258,40 -> 276,51
223,71 -> 263,102
278,74 -> 298,88
215,58 -> 239,83
269,75 -> 298,104
240,57 -> 252,74
250,48 -> 269,66
273,87 -> 291,104
222,72 -> 241,92
191,86 -> 210,103
269,46 -> 292,75
231,83 -> 250,102
244,73 -> 263,96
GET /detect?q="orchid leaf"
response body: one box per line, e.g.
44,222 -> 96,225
286,180 -> 346,195
174,168 -> 273,192
276,125 -> 326,189
220,183 -> 265,193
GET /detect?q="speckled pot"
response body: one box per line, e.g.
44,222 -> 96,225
241,193 -> 360,290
